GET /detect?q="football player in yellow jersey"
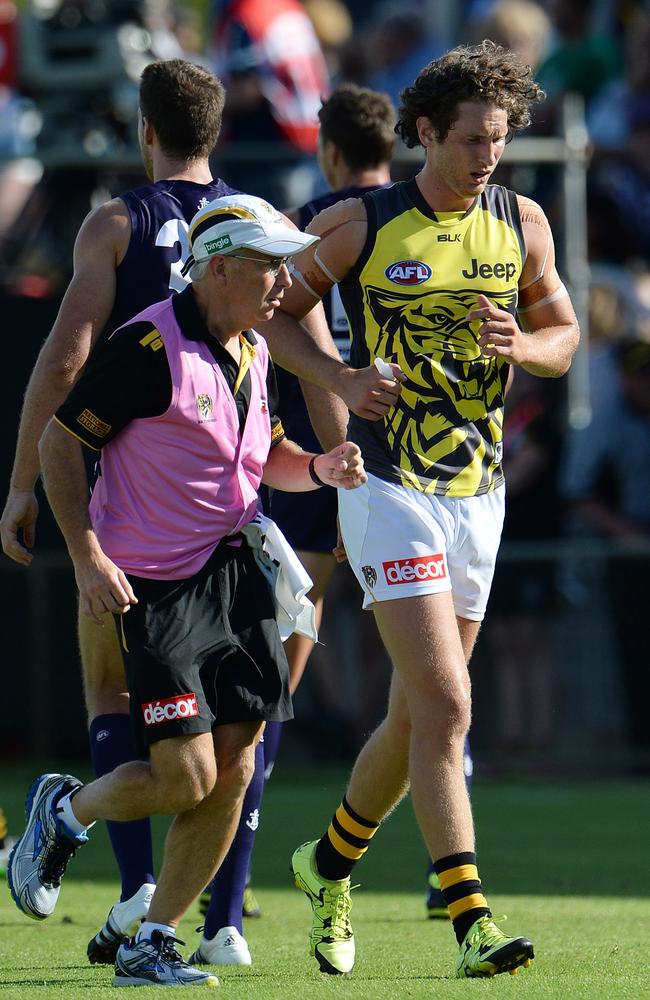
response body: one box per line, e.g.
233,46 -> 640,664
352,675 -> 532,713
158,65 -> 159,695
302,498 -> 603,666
271,40 -> 579,979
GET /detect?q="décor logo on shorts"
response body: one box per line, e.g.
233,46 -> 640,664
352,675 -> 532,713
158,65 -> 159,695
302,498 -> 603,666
142,693 -> 199,726
383,554 -> 447,585
385,260 -> 432,285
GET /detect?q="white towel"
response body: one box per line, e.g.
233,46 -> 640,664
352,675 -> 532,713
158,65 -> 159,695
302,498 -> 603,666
242,513 -> 317,643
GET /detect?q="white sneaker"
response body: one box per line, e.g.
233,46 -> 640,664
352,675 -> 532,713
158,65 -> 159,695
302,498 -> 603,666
189,925 -> 252,966
87,882 -> 156,965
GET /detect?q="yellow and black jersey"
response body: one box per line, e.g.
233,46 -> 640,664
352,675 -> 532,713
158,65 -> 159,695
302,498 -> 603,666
340,178 -> 525,497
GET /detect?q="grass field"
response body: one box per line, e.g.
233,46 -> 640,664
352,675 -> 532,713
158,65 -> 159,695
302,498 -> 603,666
1,762 -> 649,999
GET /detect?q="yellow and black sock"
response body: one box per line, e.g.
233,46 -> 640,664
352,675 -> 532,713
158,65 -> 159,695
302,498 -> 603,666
435,851 -> 491,944
314,796 -> 380,881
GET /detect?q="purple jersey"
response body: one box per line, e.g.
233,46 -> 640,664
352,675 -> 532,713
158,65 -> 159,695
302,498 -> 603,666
111,178 -> 237,331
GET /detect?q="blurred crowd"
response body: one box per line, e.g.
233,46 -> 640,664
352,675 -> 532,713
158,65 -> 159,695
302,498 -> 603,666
1,0 -> 650,768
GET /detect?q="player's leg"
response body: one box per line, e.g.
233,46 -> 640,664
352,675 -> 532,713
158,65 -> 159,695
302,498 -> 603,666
200,549 -> 337,961
426,616 -> 478,918
80,611 -> 156,964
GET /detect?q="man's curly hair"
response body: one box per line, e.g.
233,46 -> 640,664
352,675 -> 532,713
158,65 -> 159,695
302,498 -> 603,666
396,40 -> 545,148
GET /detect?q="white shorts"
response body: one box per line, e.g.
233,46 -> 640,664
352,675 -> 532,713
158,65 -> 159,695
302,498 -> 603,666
338,473 -> 505,621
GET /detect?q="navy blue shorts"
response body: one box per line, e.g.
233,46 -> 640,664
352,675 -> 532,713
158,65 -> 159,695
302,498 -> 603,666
269,485 -> 338,553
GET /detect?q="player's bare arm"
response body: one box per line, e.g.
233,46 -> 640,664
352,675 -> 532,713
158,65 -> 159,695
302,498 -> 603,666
0,198 -> 131,565
263,199 -> 404,421
38,418 -> 137,624
262,437 -> 366,491
469,196 -> 579,377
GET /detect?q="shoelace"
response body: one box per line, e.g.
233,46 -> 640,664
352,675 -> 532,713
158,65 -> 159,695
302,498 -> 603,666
157,934 -> 187,966
470,914 -> 509,948
41,836 -> 79,886
322,885 -> 356,937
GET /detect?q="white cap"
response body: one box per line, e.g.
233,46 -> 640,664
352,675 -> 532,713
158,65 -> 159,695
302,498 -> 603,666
182,193 -> 320,280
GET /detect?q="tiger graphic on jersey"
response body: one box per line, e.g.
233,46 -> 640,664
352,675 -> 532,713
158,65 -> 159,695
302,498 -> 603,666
341,179 -> 525,497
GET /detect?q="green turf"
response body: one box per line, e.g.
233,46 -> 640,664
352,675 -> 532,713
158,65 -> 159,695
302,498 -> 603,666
1,764 -> 649,998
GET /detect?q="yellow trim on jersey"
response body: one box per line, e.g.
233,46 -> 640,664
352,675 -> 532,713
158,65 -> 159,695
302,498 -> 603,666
233,335 -> 257,395
52,414 -> 99,451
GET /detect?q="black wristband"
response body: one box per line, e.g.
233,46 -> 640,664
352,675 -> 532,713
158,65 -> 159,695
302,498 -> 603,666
308,454 -> 327,487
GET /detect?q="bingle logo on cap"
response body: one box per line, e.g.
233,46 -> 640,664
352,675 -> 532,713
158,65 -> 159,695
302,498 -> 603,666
205,235 -> 233,253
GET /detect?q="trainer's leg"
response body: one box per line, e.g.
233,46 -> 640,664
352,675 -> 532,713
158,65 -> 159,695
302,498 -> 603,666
80,611 -> 155,900
69,722 -> 262,926
216,550 -> 337,922
149,722 -> 262,927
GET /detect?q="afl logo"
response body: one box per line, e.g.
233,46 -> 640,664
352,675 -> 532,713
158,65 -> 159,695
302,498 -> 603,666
385,260 -> 431,285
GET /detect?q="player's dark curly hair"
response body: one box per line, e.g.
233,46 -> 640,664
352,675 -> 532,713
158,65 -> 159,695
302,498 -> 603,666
396,40 -> 545,148
140,59 -> 225,160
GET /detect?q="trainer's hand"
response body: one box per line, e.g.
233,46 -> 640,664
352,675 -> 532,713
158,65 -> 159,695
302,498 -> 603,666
468,294 -> 528,366
73,550 -> 138,625
335,363 -> 404,420
1,489 -> 39,565
313,442 -> 367,490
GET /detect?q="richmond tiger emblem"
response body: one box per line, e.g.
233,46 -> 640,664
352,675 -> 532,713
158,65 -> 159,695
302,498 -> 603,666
363,284 -> 516,489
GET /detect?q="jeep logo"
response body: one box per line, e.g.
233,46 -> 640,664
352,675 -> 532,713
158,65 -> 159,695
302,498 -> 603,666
385,260 -> 432,285
462,258 -> 516,281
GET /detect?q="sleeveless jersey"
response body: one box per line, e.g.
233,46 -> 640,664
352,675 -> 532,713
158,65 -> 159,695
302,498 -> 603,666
112,178 -> 237,331
341,178 -> 525,497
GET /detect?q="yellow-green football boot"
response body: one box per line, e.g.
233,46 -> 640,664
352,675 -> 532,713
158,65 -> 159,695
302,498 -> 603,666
456,915 -> 534,978
291,840 -> 354,975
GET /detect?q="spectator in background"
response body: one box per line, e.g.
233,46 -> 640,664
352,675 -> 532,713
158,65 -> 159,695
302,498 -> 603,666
469,0 -> 551,72
303,0 -> 354,85
586,7 -> 650,262
559,339 -> 650,756
536,0 -> 622,131
483,369 -> 564,760
365,4 -> 445,113
210,0 -> 330,207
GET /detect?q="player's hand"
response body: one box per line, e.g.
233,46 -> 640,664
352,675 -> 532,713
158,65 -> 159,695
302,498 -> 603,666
0,489 -> 39,566
313,442 -> 367,490
469,294 -> 527,366
73,549 -> 138,625
335,363 -> 405,420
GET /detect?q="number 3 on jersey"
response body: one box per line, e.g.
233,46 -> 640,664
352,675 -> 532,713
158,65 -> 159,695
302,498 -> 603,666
156,219 -> 191,293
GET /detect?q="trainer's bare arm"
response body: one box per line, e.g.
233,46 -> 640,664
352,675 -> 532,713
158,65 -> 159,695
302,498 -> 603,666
263,199 -> 404,422
38,418 -> 137,624
0,198 -> 131,565
468,196 -> 579,377
262,438 -> 366,491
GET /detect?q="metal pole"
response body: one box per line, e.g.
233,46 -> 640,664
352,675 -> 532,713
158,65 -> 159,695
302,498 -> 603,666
562,93 -> 592,429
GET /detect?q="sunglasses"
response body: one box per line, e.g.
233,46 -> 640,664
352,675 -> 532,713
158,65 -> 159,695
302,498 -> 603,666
227,253 -> 295,277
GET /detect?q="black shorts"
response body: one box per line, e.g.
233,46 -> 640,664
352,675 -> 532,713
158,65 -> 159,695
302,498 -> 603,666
116,541 -> 293,754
